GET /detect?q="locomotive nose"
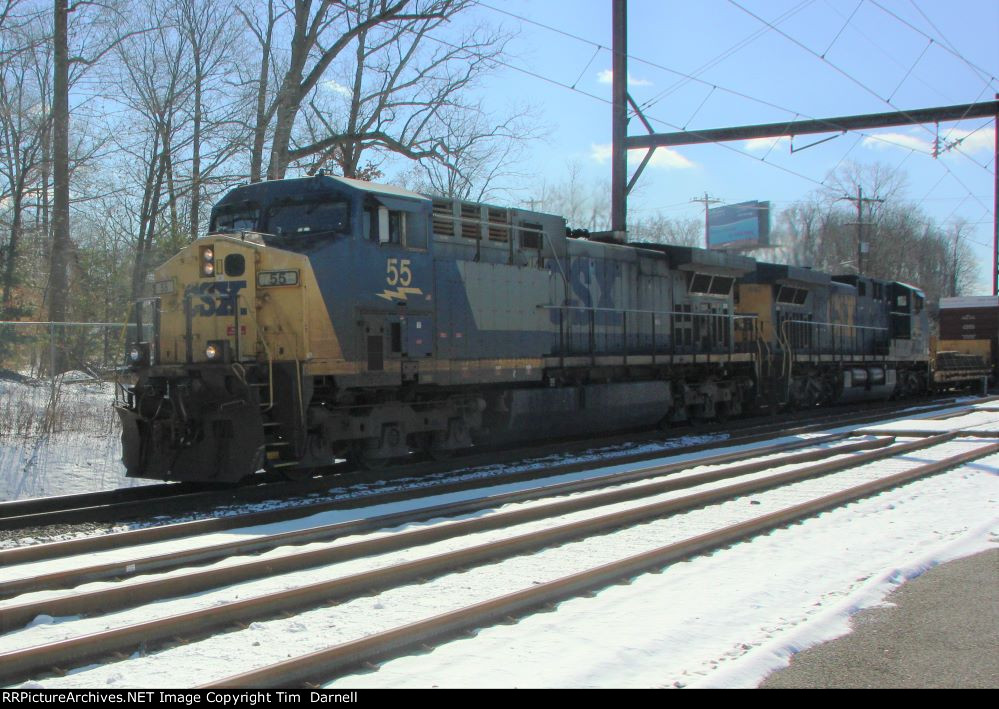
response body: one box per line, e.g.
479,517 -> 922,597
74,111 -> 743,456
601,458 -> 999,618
182,238 -> 258,364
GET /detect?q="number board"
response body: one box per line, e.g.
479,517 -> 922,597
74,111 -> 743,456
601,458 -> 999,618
257,270 -> 300,288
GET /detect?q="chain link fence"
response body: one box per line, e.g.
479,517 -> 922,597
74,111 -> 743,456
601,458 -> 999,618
0,321 -> 146,501
0,320 -> 140,431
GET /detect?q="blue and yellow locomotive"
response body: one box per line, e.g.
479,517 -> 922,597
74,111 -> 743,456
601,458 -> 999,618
118,175 -> 931,482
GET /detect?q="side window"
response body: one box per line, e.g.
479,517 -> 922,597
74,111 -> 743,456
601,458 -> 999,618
689,273 -> 712,294
370,207 -> 407,245
520,222 -> 543,250
364,208 -> 375,242
387,211 -> 404,245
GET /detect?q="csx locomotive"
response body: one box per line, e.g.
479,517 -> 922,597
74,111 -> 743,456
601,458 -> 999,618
118,174 -> 933,482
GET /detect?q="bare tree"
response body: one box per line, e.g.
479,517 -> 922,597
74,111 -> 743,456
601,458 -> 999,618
101,0 -> 196,299
0,0 -> 43,56
629,214 -> 702,247
400,102 -> 539,202
48,0 -> 148,371
533,162 -> 611,231
772,162 -> 980,302
237,0 -> 286,184
0,15 -> 50,314
174,0 -> 248,240
293,2 -> 511,179
945,218 -> 977,297
261,0 -> 466,180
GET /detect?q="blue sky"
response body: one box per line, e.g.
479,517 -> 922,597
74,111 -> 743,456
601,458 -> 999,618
442,0 -> 998,291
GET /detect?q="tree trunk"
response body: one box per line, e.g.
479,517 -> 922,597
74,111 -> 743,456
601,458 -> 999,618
49,0 -> 70,371
249,32 -> 271,183
190,67 -> 202,240
267,89 -> 299,180
2,187 -> 23,313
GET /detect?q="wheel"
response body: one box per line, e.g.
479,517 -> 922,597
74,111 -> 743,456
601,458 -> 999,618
281,466 -> 316,482
427,446 -> 454,461
347,442 -> 392,470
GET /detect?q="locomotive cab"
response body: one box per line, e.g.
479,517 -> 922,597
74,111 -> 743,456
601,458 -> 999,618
118,176 -> 441,481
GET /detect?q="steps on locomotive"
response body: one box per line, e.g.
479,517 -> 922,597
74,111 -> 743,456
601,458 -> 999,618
250,380 -> 300,470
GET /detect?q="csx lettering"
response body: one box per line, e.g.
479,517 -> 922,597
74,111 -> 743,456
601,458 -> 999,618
550,259 -> 621,326
184,281 -> 248,317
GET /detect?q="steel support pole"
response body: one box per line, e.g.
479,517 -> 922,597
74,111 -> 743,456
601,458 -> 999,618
611,0 -> 627,242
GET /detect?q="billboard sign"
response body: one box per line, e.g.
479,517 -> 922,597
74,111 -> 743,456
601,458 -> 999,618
707,200 -> 770,250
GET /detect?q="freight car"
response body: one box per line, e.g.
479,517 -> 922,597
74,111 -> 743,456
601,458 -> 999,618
933,296 -> 996,388
117,175 -> 931,483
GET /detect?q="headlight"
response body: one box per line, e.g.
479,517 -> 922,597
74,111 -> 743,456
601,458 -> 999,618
205,340 -> 229,362
200,245 -> 215,277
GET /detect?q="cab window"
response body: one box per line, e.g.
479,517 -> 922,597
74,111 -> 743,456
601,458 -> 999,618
366,206 -> 424,248
265,200 -> 349,239
213,205 -> 259,233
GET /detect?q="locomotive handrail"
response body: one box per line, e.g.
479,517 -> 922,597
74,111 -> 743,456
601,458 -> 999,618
778,319 -> 890,364
779,318 -> 892,401
0,320 -> 132,326
236,293 -> 275,413
538,304 -> 758,361
778,319 -> 888,332
746,317 -> 766,383
538,303 -> 749,319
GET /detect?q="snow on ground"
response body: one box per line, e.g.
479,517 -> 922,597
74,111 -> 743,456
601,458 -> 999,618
5,431 -> 996,688
322,459 -> 997,689
0,433 -> 888,587
1,396 -> 996,688
0,375 -> 146,501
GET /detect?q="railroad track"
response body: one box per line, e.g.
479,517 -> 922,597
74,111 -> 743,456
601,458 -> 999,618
2,395 -> 990,567
0,394 -> 985,534
1,409 -> 997,687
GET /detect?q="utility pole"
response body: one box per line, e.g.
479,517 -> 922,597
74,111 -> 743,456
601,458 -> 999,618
951,225 -> 962,297
842,186 -> 883,276
691,193 -> 722,249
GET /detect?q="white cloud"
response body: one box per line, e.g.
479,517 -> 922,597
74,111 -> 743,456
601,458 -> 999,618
322,79 -> 353,97
862,127 -> 994,156
743,136 -> 790,153
646,148 -> 695,169
938,127 -> 995,154
590,143 -> 695,169
591,143 -> 613,162
596,69 -> 652,87
862,132 -> 931,152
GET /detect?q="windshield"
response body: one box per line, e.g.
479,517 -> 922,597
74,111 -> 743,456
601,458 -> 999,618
263,200 -> 350,250
212,204 -> 260,233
